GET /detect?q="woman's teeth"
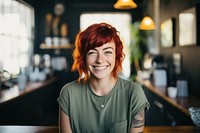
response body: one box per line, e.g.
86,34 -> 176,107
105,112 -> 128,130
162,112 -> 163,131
94,66 -> 107,70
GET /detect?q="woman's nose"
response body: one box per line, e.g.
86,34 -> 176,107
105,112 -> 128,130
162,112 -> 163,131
96,53 -> 104,63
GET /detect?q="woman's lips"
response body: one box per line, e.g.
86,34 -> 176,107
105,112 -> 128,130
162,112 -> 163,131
93,65 -> 108,70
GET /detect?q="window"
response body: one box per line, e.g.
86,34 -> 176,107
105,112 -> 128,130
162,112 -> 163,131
80,13 -> 131,78
0,0 -> 34,75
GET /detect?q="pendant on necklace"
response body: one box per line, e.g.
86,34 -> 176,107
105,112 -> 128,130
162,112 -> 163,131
100,104 -> 105,108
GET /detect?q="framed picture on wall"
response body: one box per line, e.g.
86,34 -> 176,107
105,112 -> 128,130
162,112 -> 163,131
160,18 -> 176,48
179,6 -> 197,46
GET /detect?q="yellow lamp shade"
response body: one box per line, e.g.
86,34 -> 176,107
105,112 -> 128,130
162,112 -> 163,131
139,16 -> 156,30
114,0 -> 137,9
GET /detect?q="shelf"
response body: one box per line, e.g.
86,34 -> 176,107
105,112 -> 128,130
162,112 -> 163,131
40,43 -> 73,49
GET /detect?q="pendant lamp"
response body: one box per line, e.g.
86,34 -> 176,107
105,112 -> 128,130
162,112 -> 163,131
139,16 -> 156,30
114,0 -> 137,9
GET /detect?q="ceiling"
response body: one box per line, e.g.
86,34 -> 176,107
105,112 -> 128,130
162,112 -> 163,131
52,0 -> 146,7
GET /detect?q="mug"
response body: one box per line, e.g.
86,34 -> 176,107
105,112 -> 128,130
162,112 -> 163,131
167,87 -> 177,98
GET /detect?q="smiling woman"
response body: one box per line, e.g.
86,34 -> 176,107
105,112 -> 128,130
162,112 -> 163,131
80,13 -> 132,79
57,23 -> 150,133
0,0 -> 34,75
86,41 -> 116,84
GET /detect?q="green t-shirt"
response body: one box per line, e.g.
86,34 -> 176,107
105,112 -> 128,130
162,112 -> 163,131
57,77 -> 150,133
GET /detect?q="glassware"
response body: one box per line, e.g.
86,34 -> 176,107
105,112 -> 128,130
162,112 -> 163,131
189,107 -> 200,126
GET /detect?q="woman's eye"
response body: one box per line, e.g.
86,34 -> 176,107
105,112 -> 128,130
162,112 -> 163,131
105,51 -> 112,55
87,51 -> 97,55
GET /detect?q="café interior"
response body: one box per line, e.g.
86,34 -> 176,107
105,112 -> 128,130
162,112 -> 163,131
0,0 -> 200,132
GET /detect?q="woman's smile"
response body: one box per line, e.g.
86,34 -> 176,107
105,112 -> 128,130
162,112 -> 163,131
92,65 -> 109,70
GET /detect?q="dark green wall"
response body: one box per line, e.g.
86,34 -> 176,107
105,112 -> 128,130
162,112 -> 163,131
159,0 -> 200,96
27,0 -> 144,54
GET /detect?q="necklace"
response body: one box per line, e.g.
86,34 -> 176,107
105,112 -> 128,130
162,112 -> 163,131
99,99 -> 107,108
88,84 -> 109,110
87,79 -> 118,110
100,104 -> 105,108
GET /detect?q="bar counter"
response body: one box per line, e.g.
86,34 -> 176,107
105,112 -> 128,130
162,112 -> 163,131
0,77 -> 58,105
136,77 -> 200,117
0,126 -> 200,133
0,77 -> 60,125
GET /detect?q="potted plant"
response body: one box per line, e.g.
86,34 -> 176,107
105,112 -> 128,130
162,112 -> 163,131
129,22 -> 148,80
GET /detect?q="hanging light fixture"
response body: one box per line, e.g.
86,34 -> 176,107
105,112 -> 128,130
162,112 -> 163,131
114,0 -> 137,9
139,16 -> 156,30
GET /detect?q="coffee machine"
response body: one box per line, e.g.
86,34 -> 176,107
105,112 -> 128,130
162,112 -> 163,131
152,55 -> 167,87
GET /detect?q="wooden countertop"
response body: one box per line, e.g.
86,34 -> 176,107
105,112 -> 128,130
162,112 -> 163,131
0,77 -> 58,105
136,77 -> 200,116
0,126 -> 199,133
144,126 -> 200,132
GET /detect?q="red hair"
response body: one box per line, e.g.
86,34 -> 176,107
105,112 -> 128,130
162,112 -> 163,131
72,23 -> 124,81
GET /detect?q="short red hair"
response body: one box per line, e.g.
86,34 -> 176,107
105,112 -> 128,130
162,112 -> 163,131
72,23 -> 124,81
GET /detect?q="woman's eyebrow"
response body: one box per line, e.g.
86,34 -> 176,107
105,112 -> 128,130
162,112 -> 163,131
103,47 -> 114,50
92,46 -> 114,51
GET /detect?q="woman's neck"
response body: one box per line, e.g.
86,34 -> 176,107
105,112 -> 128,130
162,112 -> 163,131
88,76 -> 117,96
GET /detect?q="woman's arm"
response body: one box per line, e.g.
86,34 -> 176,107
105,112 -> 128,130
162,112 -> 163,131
59,107 -> 73,133
129,109 -> 145,133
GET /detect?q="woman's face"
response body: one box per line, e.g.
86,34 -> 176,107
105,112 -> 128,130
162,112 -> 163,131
86,41 -> 116,80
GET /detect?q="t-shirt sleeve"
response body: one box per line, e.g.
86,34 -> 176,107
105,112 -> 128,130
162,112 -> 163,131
130,83 -> 150,118
57,85 -> 70,116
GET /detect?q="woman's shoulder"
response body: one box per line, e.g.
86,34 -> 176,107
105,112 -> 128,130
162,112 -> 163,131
117,77 -> 143,94
118,77 -> 147,102
63,80 -> 79,88
60,79 -> 86,93
118,77 -> 142,88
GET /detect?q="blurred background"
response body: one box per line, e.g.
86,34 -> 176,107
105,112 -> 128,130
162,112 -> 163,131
0,0 -> 200,128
